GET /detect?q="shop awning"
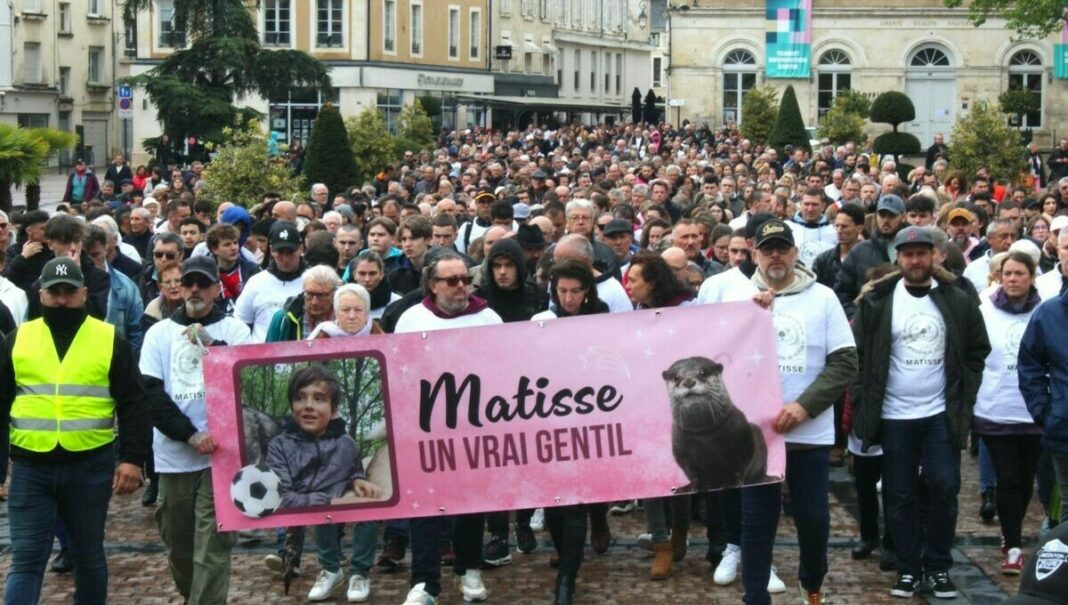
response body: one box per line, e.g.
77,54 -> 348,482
453,94 -> 630,114
523,41 -> 542,53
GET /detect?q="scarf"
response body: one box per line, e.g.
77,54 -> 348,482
421,294 -> 489,319
989,285 -> 1041,314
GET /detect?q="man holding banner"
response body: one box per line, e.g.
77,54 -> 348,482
394,249 -> 503,605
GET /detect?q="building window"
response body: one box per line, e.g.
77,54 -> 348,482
88,0 -> 102,16
59,66 -> 71,95
540,0 -> 549,21
605,53 -> 610,92
316,0 -> 343,47
817,49 -> 851,117
158,0 -> 183,48
723,49 -> 757,124
909,47 -> 950,68
59,3 -> 71,33
574,49 -> 581,91
470,9 -> 481,60
24,0 -> 41,12
555,0 -> 565,25
652,57 -> 663,87
264,0 -> 291,46
522,0 -> 533,18
500,0 -> 511,16
88,47 -> 104,84
1008,50 -> 1043,129
447,7 -> 459,59
17,114 -> 49,128
23,43 -> 41,84
124,20 -> 137,56
615,53 -> 622,94
572,0 -> 582,28
383,0 -> 396,53
377,89 -> 403,132
410,1 -> 422,55
590,51 -> 597,92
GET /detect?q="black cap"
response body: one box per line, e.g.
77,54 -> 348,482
1004,523 -> 1068,604
269,221 -> 301,251
40,257 -> 84,289
120,178 -> 133,186
745,213 -> 778,241
603,218 -> 633,237
893,226 -> 935,250
515,224 -> 546,249
754,219 -> 795,248
182,256 -> 220,283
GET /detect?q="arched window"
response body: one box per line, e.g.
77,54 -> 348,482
909,47 -> 951,68
722,49 -> 756,125
1008,50 -> 1043,128
817,49 -> 852,116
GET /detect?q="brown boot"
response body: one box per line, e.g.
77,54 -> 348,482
671,529 -> 688,562
651,543 -> 673,580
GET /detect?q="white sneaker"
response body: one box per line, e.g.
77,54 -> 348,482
458,569 -> 488,602
347,574 -> 370,602
401,582 -> 437,605
263,553 -> 300,576
636,532 -> 655,551
308,569 -> 345,601
530,508 -> 545,532
768,566 -> 786,593
713,545 -> 741,585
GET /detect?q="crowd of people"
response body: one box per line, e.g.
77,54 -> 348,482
3,120 -> 1068,605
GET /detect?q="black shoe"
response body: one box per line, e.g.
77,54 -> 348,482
851,539 -> 877,560
482,534 -> 512,567
50,549 -> 73,573
980,489 -> 997,522
705,542 -> 725,567
515,525 -> 537,554
926,570 -> 958,599
141,481 -> 158,507
376,534 -> 405,571
889,573 -> 919,598
553,573 -> 576,605
879,549 -> 898,571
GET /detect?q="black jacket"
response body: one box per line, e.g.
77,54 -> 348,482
27,252 -> 110,321
475,238 -> 545,322
112,250 -> 143,281
850,268 -> 991,452
812,245 -> 845,290
834,233 -> 896,319
0,309 -> 150,466
4,246 -> 52,294
123,231 -> 153,261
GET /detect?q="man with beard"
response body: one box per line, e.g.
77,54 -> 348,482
395,251 -> 502,605
851,227 -> 989,599
141,256 -> 252,604
944,208 -> 979,260
835,194 -> 907,318
233,222 -> 306,341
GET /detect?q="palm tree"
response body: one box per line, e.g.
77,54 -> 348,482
0,125 -> 77,212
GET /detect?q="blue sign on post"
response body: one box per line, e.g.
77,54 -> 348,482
116,84 -> 132,118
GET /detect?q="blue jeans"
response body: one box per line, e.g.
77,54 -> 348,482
978,439 -> 997,493
5,447 -> 115,605
882,413 -> 961,576
315,522 -> 379,576
738,482 -> 781,605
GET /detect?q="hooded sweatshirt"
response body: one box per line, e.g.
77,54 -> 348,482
476,238 -> 542,322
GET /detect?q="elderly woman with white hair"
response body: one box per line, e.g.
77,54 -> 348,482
307,283 -> 383,338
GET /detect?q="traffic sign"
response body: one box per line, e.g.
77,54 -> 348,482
117,84 -> 133,118
116,84 -> 132,99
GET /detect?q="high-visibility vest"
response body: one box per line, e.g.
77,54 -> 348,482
9,316 -> 116,453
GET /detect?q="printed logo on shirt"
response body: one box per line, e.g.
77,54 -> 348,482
1004,320 -> 1026,372
170,337 -> 206,402
902,312 -> 945,362
799,239 -> 829,267
1035,538 -> 1068,581
773,312 -> 807,374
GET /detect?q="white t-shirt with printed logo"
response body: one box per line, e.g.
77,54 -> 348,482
975,300 -> 1034,425
773,283 -> 855,445
787,222 -> 836,269
882,281 -> 947,420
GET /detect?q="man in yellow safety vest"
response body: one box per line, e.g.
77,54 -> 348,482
0,255 -> 149,604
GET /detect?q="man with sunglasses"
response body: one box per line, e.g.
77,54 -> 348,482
394,249 -> 502,605
141,256 -> 253,604
139,233 -> 184,306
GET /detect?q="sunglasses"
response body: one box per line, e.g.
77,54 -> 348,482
154,251 -> 178,260
758,241 -> 793,255
434,275 -> 472,287
181,275 -> 215,289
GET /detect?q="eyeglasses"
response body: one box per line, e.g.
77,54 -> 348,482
154,251 -> 178,260
160,279 -> 182,288
181,275 -> 214,289
304,290 -> 332,300
433,275 -> 472,287
0,223 -> 8,230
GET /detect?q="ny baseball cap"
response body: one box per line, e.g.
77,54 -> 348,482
894,226 -> 935,250
269,221 -> 301,251
40,257 -> 84,289
182,256 -> 219,283
1004,522 -> 1068,604
877,194 -> 906,216
754,219 -> 795,248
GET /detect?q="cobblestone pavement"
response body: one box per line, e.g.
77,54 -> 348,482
0,449 -> 1041,604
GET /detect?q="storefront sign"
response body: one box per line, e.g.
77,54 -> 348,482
205,303 -> 786,530
361,67 -> 494,93
765,0 -> 812,78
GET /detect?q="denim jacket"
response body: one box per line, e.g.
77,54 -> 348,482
105,263 -> 144,353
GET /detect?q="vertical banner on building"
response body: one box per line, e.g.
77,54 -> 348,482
765,0 -> 812,78
1056,21 -> 1068,79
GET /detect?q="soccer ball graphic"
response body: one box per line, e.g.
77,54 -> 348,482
230,464 -> 282,518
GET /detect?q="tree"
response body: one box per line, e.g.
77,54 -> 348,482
631,88 -> 643,124
767,85 -> 811,154
397,100 -> 435,146
998,88 -> 1041,129
740,85 -> 779,145
833,89 -> 872,120
345,108 -> 397,188
199,119 -> 303,208
818,93 -> 867,146
302,103 -> 354,197
870,91 -> 921,158
0,125 -> 77,212
643,90 -> 660,124
942,0 -> 1066,38
948,99 -> 1027,182
122,0 -> 331,149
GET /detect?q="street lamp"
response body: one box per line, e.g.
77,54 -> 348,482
638,1 -> 648,30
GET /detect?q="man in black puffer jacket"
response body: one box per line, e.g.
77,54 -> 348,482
835,195 -> 906,318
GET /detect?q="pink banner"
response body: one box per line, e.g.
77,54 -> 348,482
205,302 -> 785,531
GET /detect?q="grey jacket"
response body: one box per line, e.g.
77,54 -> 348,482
266,418 -> 366,509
